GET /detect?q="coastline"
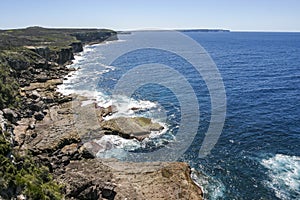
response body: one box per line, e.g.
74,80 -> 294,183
56,38 -> 204,198
0,27 -> 203,199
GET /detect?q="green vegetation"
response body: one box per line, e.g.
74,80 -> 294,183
0,134 -> 63,199
0,26 -> 116,50
0,62 -> 19,110
0,27 -> 77,50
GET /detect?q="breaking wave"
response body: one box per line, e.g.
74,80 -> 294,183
261,154 -> 300,199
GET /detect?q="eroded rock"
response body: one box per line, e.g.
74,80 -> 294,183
3,108 -> 18,124
55,159 -> 203,200
101,117 -> 164,141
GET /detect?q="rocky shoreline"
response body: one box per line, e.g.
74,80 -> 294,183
0,27 -> 203,199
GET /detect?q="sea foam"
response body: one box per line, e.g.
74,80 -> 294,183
261,154 -> 300,199
191,168 -> 225,200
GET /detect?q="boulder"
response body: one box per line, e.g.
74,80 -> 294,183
60,143 -> 78,156
29,101 -> 44,112
3,108 -> 18,124
34,112 -> 44,121
99,105 -> 117,118
30,90 -> 41,100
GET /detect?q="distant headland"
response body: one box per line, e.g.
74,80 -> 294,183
178,29 -> 230,32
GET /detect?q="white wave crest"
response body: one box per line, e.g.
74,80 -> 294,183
191,168 -> 225,200
261,154 -> 300,199
103,95 -> 158,120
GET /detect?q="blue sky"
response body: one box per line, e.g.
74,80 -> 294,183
1,0 -> 299,31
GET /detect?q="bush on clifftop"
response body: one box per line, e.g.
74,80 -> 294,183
0,134 -> 63,199
0,63 -> 19,110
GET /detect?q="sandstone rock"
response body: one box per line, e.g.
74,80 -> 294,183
57,47 -> 74,65
61,156 -> 70,165
60,143 -> 78,156
80,141 -> 102,158
30,90 -> 41,100
29,101 -> 44,112
55,159 -> 203,200
108,161 -> 203,200
55,159 -> 114,199
100,105 -> 117,118
3,108 -> 18,124
13,117 -> 32,146
34,112 -> 44,121
36,73 -> 49,82
70,42 -> 83,53
0,110 -> 7,131
26,46 -> 50,60
101,117 -> 164,141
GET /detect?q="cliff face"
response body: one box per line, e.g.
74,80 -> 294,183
0,26 -> 118,68
71,30 -> 118,44
57,47 -> 74,64
0,27 -> 203,200
70,42 -> 83,53
0,27 -> 118,88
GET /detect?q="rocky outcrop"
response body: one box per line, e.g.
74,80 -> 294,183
56,159 -> 203,200
101,117 -> 164,141
2,108 -> 18,125
26,46 -> 50,60
57,47 -> 74,65
12,77 -> 202,199
27,45 -> 74,65
6,56 -> 30,71
70,42 -> 83,53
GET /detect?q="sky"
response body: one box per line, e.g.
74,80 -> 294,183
1,0 -> 300,31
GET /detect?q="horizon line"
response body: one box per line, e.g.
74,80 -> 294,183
1,26 -> 300,33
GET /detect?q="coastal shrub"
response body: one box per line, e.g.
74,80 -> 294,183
0,134 -> 63,200
0,133 -> 11,155
0,62 -> 19,110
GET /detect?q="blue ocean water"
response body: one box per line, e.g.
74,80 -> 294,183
61,32 -> 300,199
184,32 -> 300,199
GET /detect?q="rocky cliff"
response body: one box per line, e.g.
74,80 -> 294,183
0,27 -> 203,200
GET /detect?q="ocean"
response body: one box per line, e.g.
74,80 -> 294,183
58,31 -> 300,199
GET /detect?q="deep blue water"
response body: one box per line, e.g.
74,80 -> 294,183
61,32 -> 300,199
184,32 -> 300,199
